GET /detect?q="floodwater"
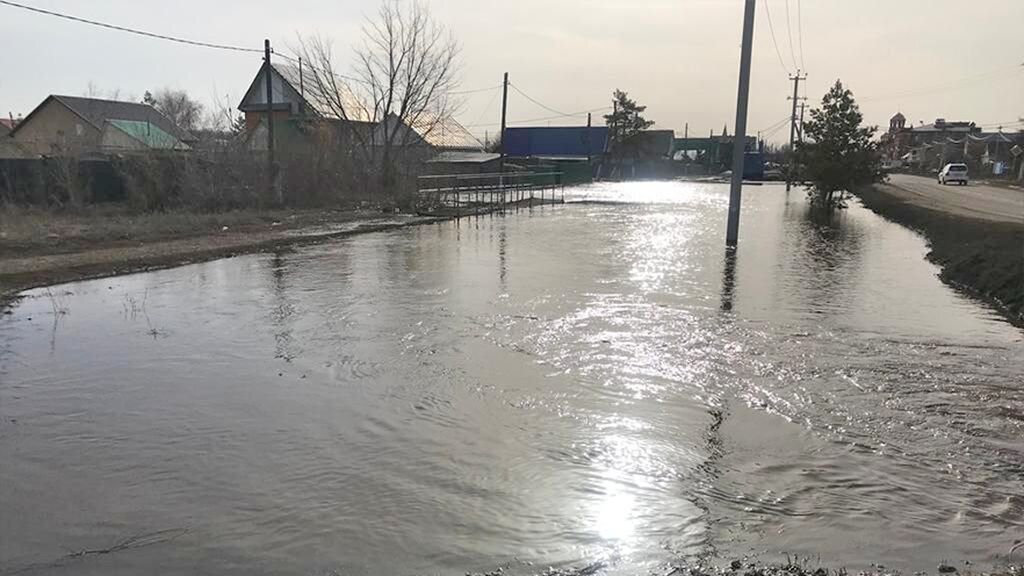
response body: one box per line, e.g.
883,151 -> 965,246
1,182 -> 1021,575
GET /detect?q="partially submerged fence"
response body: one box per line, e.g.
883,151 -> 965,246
415,171 -> 565,216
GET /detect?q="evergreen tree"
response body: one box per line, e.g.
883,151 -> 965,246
797,80 -> 884,209
604,90 -> 654,149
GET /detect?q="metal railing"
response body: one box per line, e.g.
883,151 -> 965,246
416,171 -> 565,216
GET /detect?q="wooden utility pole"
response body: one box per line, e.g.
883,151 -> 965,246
264,39 -> 280,204
786,70 -> 806,192
725,0 -> 756,247
586,112 -> 592,164
298,56 -> 305,114
797,102 -> 806,142
499,72 -> 509,169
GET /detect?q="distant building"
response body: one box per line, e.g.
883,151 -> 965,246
881,114 -> 980,165
623,129 -> 675,159
499,126 -> 609,183
502,126 -> 609,159
9,95 -> 195,156
881,112 -> 1024,172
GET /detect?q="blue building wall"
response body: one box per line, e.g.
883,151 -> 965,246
504,127 -> 609,157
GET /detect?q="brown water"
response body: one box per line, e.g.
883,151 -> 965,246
1,182 -> 1022,575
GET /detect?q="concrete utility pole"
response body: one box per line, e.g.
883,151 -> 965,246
264,39 -> 280,204
786,70 -> 806,192
725,0 -> 756,247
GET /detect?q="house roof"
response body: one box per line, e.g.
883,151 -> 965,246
912,122 -> 976,133
503,126 -> 609,158
409,114 -> 482,150
0,118 -> 15,135
427,151 -> 500,164
12,95 -> 196,142
107,119 -> 189,149
276,62 -> 373,121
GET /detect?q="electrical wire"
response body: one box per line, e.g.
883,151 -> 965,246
275,51 -> 500,96
796,0 -> 806,71
759,115 -> 792,134
0,0 -> 262,53
450,84 -> 503,95
273,52 -> 369,88
860,65 -> 1021,102
762,0 -> 791,75
509,83 -> 569,117
466,90 -> 501,130
465,106 -> 611,128
783,0 -> 799,71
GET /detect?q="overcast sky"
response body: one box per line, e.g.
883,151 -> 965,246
1,0 -> 1021,143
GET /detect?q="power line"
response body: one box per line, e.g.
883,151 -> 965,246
465,106 -> 611,128
796,0 -> 806,70
273,52 -> 369,87
783,0 -> 799,71
450,84 -> 503,96
509,83 -> 569,117
762,0 -> 791,74
0,0 -> 262,53
467,89 -> 501,130
759,115 -> 792,133
274,51 -> 501,96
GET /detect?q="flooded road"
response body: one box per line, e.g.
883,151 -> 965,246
1,182 -> 1022,575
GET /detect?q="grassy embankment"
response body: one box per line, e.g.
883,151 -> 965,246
855,185 -> 1023,326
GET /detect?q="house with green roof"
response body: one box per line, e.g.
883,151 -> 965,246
10,95 -> 195,156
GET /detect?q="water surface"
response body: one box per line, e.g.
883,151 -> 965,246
1,181 -> 1021,575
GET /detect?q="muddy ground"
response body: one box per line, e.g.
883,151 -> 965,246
0,208 -> 447,309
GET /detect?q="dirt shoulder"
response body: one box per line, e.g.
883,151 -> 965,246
855,185 -> 1023,326
0,207 -> 448,308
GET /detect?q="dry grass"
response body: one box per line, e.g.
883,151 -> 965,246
0,204 -> 357,254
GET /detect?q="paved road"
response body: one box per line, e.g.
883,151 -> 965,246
878,174 -> 1024,224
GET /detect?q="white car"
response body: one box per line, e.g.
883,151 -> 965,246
938,163 -> 969,186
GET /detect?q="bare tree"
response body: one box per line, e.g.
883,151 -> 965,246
300,0 -> 460,197
83,82 -> 121,101
143,89 -> 204,133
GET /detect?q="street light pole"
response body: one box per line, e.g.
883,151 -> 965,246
725,0 -> 756,247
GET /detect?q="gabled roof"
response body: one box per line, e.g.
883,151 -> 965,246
239,61 -> 373,122
0,118 -> 15,136
11,95 -> 196,142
